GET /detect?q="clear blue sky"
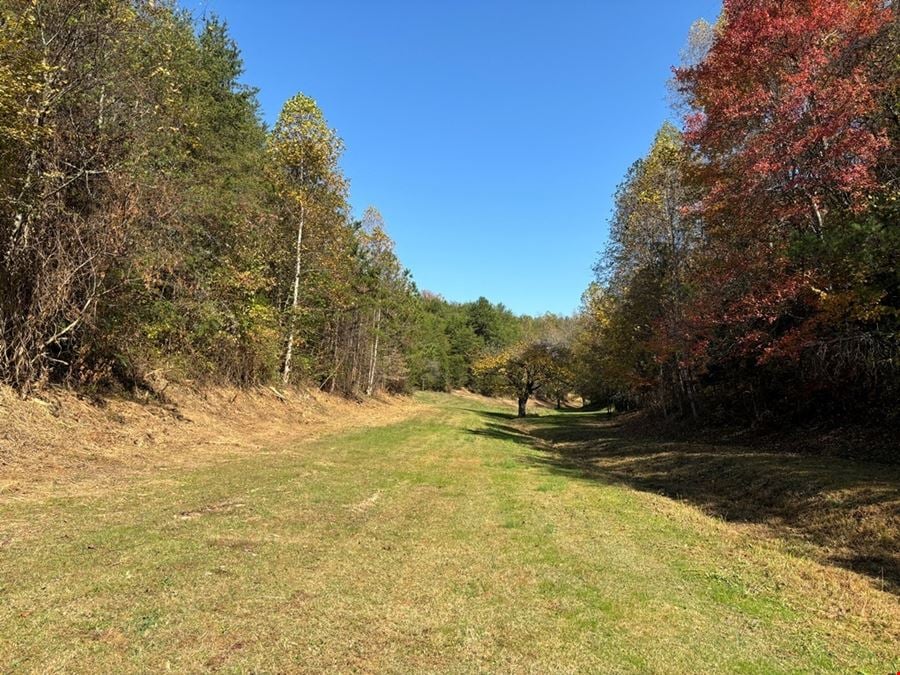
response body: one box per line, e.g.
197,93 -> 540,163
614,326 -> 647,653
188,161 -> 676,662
198,0 -> 721,316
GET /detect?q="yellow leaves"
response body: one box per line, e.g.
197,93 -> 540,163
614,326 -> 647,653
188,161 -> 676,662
472,349 -> 512,376
269,93 -> 342,164
150,66 -> 173,79
817,287 -> 897,325
267,93 -> 346,214
0,10 -> 45,149
474,340 -> 566,388
636,187 -> 665,208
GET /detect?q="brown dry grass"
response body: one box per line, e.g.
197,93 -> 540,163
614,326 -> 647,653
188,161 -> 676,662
0,383 -> 420,499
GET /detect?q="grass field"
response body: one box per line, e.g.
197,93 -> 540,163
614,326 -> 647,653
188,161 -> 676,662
1,392 -> 897,672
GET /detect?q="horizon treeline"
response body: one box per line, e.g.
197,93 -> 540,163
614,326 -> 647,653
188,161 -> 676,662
4,0 -> 898,431
0,0 -> 556,397
572,0 -> 898,425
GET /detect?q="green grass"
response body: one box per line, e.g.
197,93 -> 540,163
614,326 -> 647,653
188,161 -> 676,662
1,393 -> 897,672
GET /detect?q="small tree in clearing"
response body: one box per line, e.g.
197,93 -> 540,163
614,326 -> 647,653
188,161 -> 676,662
475,341 -> 565,417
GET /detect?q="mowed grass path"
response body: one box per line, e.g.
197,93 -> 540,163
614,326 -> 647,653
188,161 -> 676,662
1,393 -> 897,672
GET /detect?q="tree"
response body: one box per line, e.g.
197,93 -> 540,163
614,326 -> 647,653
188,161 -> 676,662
466,297 -> 521,350
672,0 -> 898,419
268,93 -> 345,384
0,0 -> 196,388
676,0 -> 892,236
357,208 -> 389,395
353,207 -> 415,395
570,285 -> 607,405
595,124 -> 701,416
580,0 -> 899,426
543,343 -> 575,409
474,341 -> 564,417
101,12 -> 279,385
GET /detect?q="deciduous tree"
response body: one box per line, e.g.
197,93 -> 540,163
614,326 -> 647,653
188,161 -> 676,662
268,94 -> 346,384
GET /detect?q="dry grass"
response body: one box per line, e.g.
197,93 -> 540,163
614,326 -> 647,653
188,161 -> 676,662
0,383 -> 419,499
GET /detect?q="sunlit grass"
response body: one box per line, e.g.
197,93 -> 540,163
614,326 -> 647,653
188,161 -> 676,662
0,393 -> 896,672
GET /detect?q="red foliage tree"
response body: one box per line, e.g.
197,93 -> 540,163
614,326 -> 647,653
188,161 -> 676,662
677,0 -> 892,237
674,0 -> 894,371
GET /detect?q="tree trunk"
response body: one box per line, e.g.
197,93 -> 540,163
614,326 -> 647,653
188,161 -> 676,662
7,42 -> 55,264
282,199 -> 304,384
365,305 -> 381,396
683,367 -> 698,420
348,313 -> 361,394
809,194 -> 825,236
517,396 -> 528,418
328,322 -> 339,393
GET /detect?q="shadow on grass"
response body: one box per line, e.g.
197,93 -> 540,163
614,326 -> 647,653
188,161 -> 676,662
467,409 -> 900,594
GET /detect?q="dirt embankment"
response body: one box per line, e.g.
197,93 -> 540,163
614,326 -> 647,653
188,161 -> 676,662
0,384 -> 421,499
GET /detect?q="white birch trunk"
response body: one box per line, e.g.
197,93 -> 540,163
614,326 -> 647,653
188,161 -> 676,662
365,306 -> 381,395
282,194 -> 304,384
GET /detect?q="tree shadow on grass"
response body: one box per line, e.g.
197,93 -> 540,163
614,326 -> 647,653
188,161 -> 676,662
467,410 -> 900,594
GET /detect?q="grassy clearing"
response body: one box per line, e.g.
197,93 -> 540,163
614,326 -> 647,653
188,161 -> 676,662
506,408 -> 900,594
1,393 -> 897,672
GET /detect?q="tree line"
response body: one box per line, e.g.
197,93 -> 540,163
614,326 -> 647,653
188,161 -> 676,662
570,0 -> 899,426
0,0 -> 395,394
4,0 -> 896,430
0,0 -> 573,400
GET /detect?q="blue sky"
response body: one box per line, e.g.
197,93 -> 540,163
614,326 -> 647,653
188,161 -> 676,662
198,0 -> 721,316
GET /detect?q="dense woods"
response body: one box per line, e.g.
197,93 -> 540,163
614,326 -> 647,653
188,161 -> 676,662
571,0 -> 899,428
0,0 -> 432,396
1,0 -> 897,434
0,0 -> 550,398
